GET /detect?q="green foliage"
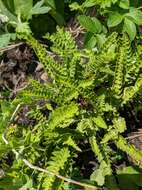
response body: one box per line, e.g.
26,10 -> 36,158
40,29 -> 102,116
0,0 -> 71,47
41,148 -> 70,190
117,166 -> 142,190
0,0 -> 51,34
72,0 -> 142,45
0,0 -> 142,189
1,18 -> 142,190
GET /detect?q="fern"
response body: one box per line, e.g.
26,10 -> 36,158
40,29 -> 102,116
122,76 -> 142,103
101,117 -> 126,144
112,35 -> 127,98
44,27 -> 77,56
2,28 -> 142,190
46,103 -> 79,130
42,148 -> 70,190
115,136 -> 142,163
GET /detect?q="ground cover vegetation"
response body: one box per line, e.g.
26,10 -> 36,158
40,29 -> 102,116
0,0 -> 142,190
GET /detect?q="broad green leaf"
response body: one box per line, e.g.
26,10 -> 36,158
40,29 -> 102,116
91,161 -> 111,186
107,12 -> 123,27
78,15 -> 102,33
44,0 -> 55,9
123,17 -> 136,40
0,0 -> 17,22
96,34 -> 106,49
119,0 -> 130,9
19,179 -> 34,190
0,33 -> 16,48
49,10 -> 65,26
31,0 -> 51,15
45,0 -> 64,15
82,0 -> 96,8
125,8 -> 142,25
84,32 -> 97,49
2,0 -> 15,13
54,0 -> 64,16
14,0 -> 33,20
44,0 -> 65,25
117,166 -> 142,190
92,17 -> 102,33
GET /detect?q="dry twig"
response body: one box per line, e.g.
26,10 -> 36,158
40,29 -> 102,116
0,42 -> 23,53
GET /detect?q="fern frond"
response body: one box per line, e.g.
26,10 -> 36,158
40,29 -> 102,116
44,27 -> 77,56
90,136 -> 119,188
102,32 -> 118,53
112,35 -> 126,98
42,148 -> 70,190
82,0 -> 118,8
89,136 -> 103,162
46,103 -> 79,131
124,37 -> 142,86
101,117 -> 126,144
115,136 -> 142,163
21,80 -> 57,101
24,35 -> 49,68
122,76 -> 142,103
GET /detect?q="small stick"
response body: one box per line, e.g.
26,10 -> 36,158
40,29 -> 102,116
0,42 -> 23,53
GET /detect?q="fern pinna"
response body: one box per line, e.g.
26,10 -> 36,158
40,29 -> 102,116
1,28 -> 142,189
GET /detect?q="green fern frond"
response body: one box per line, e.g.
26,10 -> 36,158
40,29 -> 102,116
115,136 -> 142,163
24,35 -> 49,68
46,103 -> 79,131
42,148 -> 70,190
124,36 -> 142,85
112,36 -> 126,98
21,80 -> 57,101
101,117 -> 126,144
89,136 -> 103,162
44,27 -> 77,56
90,136 -> 119,188
102,32 -> 118,53
82,0 -> 118,8
122,76 -> 142,103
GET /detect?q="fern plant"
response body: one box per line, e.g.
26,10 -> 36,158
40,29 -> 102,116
1,28 -> 142,190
